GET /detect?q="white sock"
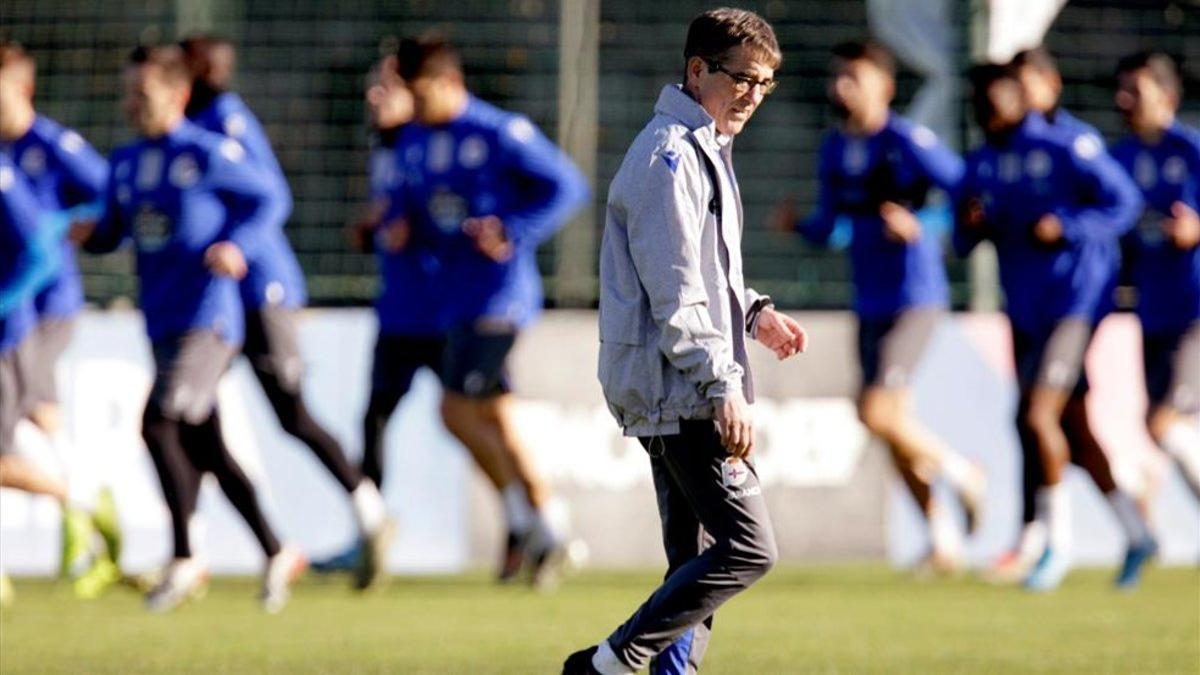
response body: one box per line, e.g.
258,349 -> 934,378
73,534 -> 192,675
938,451 -> 976,492
502,483 -> 535,535
352,480 -> 387,535
1016,521 -> 1048,567
1037,483 -> 1072,556
928,501 -> 963,560
188,513 -> 207,564
592,640 -> 634,675
1106,489 -> 1153,546
1161,421 -> 1200,501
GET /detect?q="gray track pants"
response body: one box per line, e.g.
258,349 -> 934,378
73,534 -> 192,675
607,419 -> 778,673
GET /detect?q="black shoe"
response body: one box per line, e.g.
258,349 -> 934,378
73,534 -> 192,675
561,646 -> 600,675
497,530 -> 528,583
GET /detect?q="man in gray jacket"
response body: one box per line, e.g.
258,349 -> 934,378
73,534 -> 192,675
563,8 -> 807,675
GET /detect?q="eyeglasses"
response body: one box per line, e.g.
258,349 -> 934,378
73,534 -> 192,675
705,60 -> 778,96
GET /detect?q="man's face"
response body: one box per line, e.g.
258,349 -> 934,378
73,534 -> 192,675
122,64 -> 187,137
975,78 -> 1026,134
688,44 -> 775,137
828,57 -> 892,121
1116,68 -> 1175,132
1017,64 -> 1061,114
408,69 -> 461,125
366,57 -> 413,129
0,62 -> 34,130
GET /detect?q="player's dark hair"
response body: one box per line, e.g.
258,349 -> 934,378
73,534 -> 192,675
1012,45 -> 1058,75
396,36 -> 462,81
179,33 -> 237,90
830,40 -> 895,77
1116,51 -> 1183,98
967,61 -> 1020,93
129,43 -> 192,88
684,7 -> 781,70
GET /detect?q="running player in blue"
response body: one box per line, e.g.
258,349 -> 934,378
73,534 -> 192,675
1111,51 -> 1200,508
72,44 -> 304,613
984,46 -> 1159,589
0,41 -> 122,598
0,149 -> 107,608
389,37 -> 588,585
773,41 -> 986,574
956,63 -> 1152,591
177,34 -> 391,590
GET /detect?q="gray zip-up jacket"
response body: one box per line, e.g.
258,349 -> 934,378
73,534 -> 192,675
598,84 -> 766,437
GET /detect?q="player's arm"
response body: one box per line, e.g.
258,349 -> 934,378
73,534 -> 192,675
900,123 -> 965,194
490,116 -> 589,250
796,136 -> 840,246
207,139 -> 288,268
48,128 -> 109,212
1160,136 -> 1200,250
1053,135 -> 1143,245
74,155 -> 129,255
224,108 -> 295,216
951,165 -> 989,257
624,138 -> 744,401
0,163 -> 61,316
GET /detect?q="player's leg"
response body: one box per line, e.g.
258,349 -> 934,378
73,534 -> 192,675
243,307 -> 388,589
1144,323 -> 1200,501
1021,319 -> 1090,591
572,421 -> 776,674
986,323 -> 1051,584
1060,392 -> 1158,588
140,338 -> 211,612
440,323 -> 567,584
857,310 -> 983,571
22,317 -> 73,437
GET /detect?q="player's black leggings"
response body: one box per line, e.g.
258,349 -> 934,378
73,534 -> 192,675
361,389 -> 404,488
243,308 -> 363,493
142,403 -> 281,559
252,362 -> 362,493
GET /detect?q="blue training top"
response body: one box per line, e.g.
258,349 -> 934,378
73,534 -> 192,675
955,114 -> 1143,333
800,113 -> 961,320
1110,121 -> 1200,334
0,152 -> 61,355
7,115 -> 107,320
86,120 -> 285,345
388,95 -> 588,329
188,91 -> 306,310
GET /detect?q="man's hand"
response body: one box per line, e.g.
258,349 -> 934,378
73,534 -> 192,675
1163,201 -> 1200,250
348,200 -> 388,252
962,197 -> 987,230
769,197 -> 798,235
880,201 -> 922,244
67,220 -> 97,246
463,215 -> 513,263
204,241 -> 248,280
754,307 -> 808,360
1033,213 -> 1064,245
377,217 -> 411,253
713,389 -> 754,459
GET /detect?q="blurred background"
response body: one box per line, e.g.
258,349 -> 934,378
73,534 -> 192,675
1,1 -> 1198,577
3,0 -> 1197,310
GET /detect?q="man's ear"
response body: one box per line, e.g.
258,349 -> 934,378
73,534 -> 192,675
685,56 -> 706,90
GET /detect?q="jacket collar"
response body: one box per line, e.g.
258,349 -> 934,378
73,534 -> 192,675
654,84 -> 728,150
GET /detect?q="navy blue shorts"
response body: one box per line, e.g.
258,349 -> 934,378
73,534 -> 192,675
370,333 -> 446,399
857,307 -> 941,390
1143,321 -> 1200,413
1011,318 -> 1091,397
440,323 -> 516,398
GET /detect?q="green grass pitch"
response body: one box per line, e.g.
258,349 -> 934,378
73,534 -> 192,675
1,565 -> 1197,673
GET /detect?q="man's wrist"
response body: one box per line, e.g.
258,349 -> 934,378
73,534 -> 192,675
746,295 -> 774,338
